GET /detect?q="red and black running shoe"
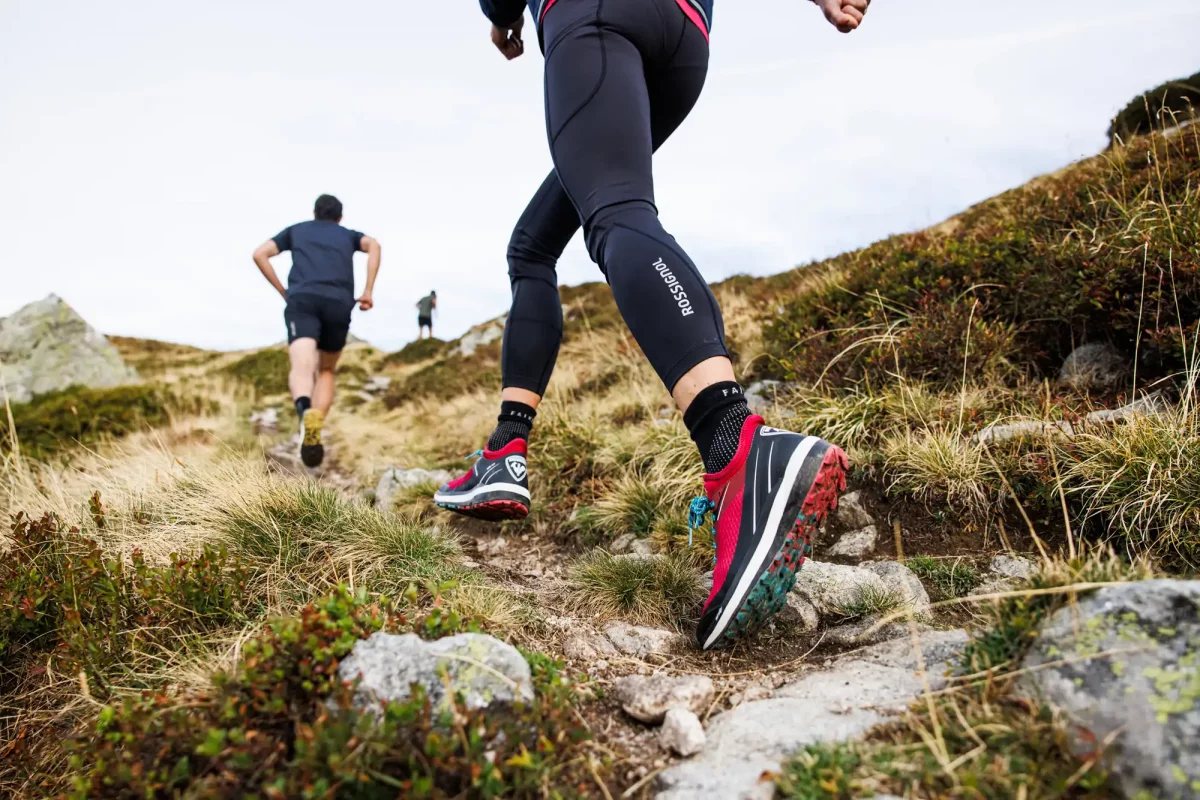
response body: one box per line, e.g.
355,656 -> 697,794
433,439 -> 531,521
692,415 -> 848,651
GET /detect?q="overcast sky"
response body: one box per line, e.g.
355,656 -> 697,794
2,1 -> 1198,351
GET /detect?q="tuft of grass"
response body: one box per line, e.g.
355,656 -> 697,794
828,584 -> 904,622
216,479 -> 463,601
567,550 -> 705,626
883,428 -> 1000,517
906,555 -> 982,600
222,348 -> 290,396
1058,400 -> 1200,568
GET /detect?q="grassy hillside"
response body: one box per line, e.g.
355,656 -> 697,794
2,121 -> 1198,797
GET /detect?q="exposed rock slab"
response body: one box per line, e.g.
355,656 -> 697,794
1016,581 -> 1200,800
656,630 -> 968,799
863,561 -> 931,615
989,553 -> 1037,581
0,294 -> 138,403
337,632 -> 533,715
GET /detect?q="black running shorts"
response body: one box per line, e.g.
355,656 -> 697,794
418,315 -> 433,328
284,294 -> 353,352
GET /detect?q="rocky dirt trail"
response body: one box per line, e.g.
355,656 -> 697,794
254,424 -> 1031,797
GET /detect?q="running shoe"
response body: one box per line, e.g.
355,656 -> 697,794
433,439 -> 531,521
299,408 -> 325,468
691,415 -> 848,650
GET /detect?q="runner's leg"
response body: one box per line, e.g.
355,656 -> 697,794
288,338 -> 319,402
313,351 -> 340,414
542,0 -> 726,398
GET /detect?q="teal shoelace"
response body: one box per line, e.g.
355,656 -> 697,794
687,496 -> 716,548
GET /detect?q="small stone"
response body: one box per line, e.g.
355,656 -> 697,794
824,615 -> 929,647
614,673 -> 715,724
744,380 -> 783,414
337,632 -> 533,715
375,466 -> 454,510
604,623 -> 683,656
563,632 -> 617,661
363,374 -> 392,394
792,561 -> 889,618
1058,342 -> 1126,391
610,533 -> 637,553
834,491 -> 874,531
249,407 -> 280,432
970,577 -> 1017,597
826,526 -> 878,559
659,708 -> 707,756
630,539 -> 654,556
989,554 -> 1037,581
700,571 -> 714,594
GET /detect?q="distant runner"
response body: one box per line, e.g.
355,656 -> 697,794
436,0 -> 868,650
252,194 -> 382,468
416,291 -> 437,339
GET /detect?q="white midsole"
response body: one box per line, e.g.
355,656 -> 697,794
704,436 -> 818,650
434,482 -> 530,504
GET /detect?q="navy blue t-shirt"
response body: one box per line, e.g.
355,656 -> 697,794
272,220 -> 365,303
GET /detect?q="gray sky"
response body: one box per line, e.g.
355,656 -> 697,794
2,1 -> 1198,351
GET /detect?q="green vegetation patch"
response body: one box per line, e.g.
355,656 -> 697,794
0,510 -> 248,696
223,348 -> 290,395
383,348 -> 501,407
1109,70 -> 1200,145
379,337 -> 447,367
63,587 -> 603,799
761,131 -> 1200,389
2,383 -> 212,459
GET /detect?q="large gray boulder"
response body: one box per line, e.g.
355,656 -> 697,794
337,631 -> 534,715
656,630 -> 969,799
1016,581 -> 1200,799
0,294 -> 138,403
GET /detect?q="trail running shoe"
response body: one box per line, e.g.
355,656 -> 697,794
692,415 -> 848,651
299,409 -> 325,468
433,439 -> 530,521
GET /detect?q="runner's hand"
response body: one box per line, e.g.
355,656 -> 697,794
818,0 -> 869,33
491,17 -> 525,60
357,293 -> 374,311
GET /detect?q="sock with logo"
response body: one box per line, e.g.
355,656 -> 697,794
295,396 -> 312,419
487,401 -> 537,451
684,382 -> 753,474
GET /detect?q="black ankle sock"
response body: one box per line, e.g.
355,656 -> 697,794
487,401 -> 536,451
295,396 -> 312,418
684,382 -> 752,474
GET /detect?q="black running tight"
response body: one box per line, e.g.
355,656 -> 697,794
501,0 -> 727,396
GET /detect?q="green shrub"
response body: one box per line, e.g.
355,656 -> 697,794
0,510 -> 248,696
761,131 -> 1200,390
223,348 -> 290,395
383,350 -> 501,407
1109,71 -> 1200,145
64,587 -> 601,799
379,337 -> 447,366
1,384 -> 212,459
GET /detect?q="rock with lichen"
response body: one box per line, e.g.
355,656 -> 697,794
0,294 -> 138,404
1016,580 -> 1200,799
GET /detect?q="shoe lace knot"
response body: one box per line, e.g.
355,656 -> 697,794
687,496 -> 716,548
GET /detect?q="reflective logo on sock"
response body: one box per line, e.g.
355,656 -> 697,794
653,258 -> 695,317
505,455 -> 527,481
